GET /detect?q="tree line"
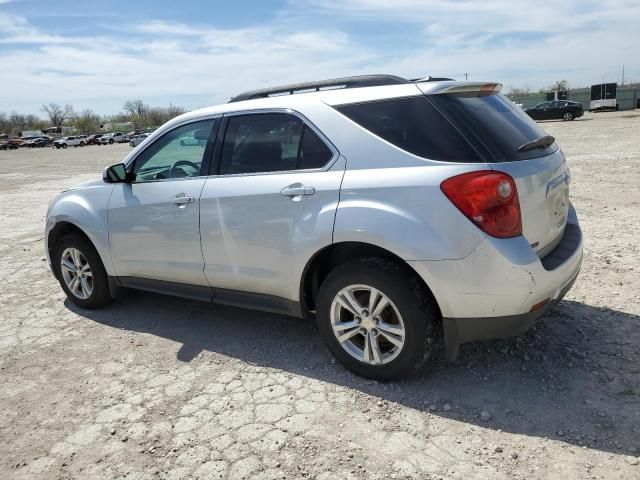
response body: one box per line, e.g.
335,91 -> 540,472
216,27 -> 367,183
0,100 -> 187,136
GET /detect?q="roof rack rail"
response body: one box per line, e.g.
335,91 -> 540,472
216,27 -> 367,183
228,74 -> 410,103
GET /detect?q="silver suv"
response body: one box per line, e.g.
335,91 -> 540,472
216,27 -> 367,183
45,75 -> 583,380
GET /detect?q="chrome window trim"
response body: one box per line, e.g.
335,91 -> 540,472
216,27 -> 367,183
214,107 -> 340,177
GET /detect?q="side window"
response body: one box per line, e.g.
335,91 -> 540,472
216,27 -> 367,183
299,126 -> 333,169
132,119 -> 216,182
219,113 -> 333,175
336,96 -> 481,163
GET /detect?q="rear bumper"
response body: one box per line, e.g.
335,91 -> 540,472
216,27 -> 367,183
441,266 -> 579,360
408,209 -> 583,360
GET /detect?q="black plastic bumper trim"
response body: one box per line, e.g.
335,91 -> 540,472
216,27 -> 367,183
541,223 -> 581,271
442,268 -> 580,361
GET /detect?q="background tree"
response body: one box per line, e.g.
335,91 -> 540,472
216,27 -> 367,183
41,103 -> 75,127
75,109 -> 102,134
549,79 -> 570,91
9,111 -> 28,129
123,100 -> 149,128
123,99 -> 148,118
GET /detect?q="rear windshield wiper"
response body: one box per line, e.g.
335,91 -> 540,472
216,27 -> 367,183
517,135 -> 555,153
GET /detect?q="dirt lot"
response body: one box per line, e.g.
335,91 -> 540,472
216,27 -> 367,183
1,111 -> 639,480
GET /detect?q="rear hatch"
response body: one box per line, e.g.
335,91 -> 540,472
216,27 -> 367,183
420,83 -> 570,256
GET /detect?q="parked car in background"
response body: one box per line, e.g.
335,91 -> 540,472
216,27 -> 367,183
4,138 -> 25,148
525,101 -> 584,121
0,140 -> 19,150
179,134 -> 206,146
25,137 -> 53,148
86,134 -> 104,145
45,74 -> 582,380
99,132 -> 127,144
53,136 -> 84,149
129,133 -> 150,147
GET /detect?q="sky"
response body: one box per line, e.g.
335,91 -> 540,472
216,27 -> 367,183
1,0 -> 639,116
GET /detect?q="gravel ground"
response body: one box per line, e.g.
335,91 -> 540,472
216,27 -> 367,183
1,111 -> 639,480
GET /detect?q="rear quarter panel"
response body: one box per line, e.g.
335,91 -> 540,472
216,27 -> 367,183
334,165 -> 487,261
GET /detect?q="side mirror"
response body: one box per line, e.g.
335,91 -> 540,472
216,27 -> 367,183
103,163 -> 129,183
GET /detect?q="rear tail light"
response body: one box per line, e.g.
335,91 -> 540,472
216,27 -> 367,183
440,170 -> 522,238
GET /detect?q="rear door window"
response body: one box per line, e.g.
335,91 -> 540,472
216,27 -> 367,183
336,96 -> 482,163
219,113 -> 333,175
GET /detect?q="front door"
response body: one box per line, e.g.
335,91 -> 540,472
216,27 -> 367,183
108,118 -> 218,286
199,112 -> 345,302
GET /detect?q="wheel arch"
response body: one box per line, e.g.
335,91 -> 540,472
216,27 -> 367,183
47,221 -> 98,278
299,241 -> 442,319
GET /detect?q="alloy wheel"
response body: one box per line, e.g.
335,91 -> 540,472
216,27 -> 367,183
330,284 -> 406,365
60,247 -> 93,299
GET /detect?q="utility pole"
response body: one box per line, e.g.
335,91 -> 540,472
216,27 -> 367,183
464,72 -> 469,81
621,64 -> 625,85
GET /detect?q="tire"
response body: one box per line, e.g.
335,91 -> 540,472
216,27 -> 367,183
62,143 -> 67,149
316,257 -> 438,381
80,141 -> 85,146
563,112 -> 574,121
53,234 -> 112,309
109,139 -> 114,144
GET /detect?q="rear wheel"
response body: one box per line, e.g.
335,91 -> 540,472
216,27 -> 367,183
317,257 -> 438,380
109,139 -> 114,144
53,234 -> 112,309
563,112 -> 574,121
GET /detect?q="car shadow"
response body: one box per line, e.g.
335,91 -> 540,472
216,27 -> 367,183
67,294 -> 639,456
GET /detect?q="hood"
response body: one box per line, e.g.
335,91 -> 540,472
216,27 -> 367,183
61,178 -> 105,192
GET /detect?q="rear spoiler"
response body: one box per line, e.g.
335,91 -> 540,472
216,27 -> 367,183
417,81 -> 503,95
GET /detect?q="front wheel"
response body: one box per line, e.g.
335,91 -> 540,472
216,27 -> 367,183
563,112 -> 574,121
53,234 -> 112,309
317,257 -> 438,381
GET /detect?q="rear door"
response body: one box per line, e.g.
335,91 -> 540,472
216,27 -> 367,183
425,89 -> 570,256
547,101 -> 561,119
199,111 -> 344,301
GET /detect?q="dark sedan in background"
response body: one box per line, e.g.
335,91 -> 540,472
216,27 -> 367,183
525,100 -> 584,121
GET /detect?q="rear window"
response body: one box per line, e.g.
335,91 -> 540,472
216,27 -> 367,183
336,96 -> 481,163
429,93 -> 558,162
336,93 -> 556,163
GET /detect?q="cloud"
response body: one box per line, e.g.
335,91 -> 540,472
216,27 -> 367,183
0,1 -> 638,115
0,13 -> 375,114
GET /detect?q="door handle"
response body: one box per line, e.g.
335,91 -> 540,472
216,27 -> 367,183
171,193 -> 195,205
280,184 -> 315,197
